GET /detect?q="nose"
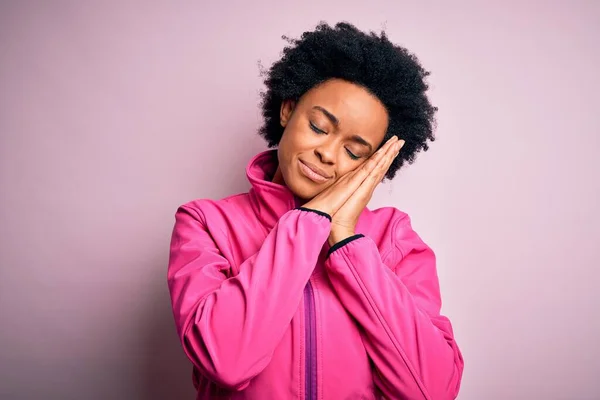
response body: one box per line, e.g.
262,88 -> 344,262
314,141 -> 336,165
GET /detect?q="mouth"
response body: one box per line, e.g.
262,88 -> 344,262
298,159 -> 330,183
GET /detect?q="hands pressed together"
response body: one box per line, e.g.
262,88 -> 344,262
302,136 -> 405,247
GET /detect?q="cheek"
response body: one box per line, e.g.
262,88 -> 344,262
278,128 -> 303,172
278,127 -> 299,158
337,159 -> 367,178
286,119 -> 320,150
320,163 -> 358,191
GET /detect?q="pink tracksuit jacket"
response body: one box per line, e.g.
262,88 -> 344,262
167,149 -> 464,399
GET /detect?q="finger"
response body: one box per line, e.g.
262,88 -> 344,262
363,149 -> 393,188
371,139 -> 404,186
333,138 -> 402,209
351,136 -> 398,181
376,139 -> 402,172
383,139 -> 404,173
385,140 -> 404,169
371,136 -> 399,162
335,136 -> 399,196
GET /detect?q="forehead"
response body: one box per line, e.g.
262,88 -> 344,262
300,79 -> 388,138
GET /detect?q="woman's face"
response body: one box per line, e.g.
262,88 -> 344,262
272,78 -> 389,200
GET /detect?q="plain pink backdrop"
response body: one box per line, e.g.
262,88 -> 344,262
1,1 -> 599,399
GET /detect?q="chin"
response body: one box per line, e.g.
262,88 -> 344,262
282,169 -> 318,201
287,179 -> 315,201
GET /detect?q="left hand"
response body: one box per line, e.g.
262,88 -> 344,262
328,138 -> 405,246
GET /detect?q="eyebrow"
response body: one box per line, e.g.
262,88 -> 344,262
312,106 -> 373,152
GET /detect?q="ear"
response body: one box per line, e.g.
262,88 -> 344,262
280,100 -> 296,127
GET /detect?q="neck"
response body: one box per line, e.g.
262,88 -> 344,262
271,166 -> 284,185
271,166 -> 304,206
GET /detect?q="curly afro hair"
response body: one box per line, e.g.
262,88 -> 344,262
258,21 -> 437,180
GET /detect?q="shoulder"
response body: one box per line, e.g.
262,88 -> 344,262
360,205 -> 409,239
173,192 -> 251,233
361,205 -> 430,258
177,192 -> 249,216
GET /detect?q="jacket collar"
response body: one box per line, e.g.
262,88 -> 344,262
246,149 -> 304,229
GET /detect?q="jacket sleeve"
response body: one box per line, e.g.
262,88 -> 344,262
323,213 -> 464,400
167,204 -> 331,390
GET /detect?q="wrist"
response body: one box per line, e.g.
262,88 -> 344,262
328,229 -> 355,247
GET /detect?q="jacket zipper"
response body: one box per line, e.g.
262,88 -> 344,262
295,194 -> 317,400
304,281 -> 317,400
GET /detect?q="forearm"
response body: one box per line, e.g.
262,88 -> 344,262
324,235 -> 463,399
170,207 -> 332,389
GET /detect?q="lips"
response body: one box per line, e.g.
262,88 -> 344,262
299,160 -> 331,183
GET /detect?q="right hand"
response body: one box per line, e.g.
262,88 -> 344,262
301,135 -> 400,216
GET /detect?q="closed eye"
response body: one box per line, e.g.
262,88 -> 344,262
309,121 -> 326,134
310,122 -> 361,160
346,149 -> 359,160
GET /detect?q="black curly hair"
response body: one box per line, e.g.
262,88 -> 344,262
258,21 -> 437,180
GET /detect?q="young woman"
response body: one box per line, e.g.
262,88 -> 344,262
167,22 -> 464,400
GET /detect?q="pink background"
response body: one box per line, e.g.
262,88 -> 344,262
1,2 -> 599,399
